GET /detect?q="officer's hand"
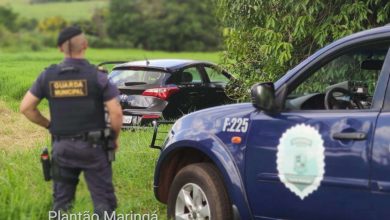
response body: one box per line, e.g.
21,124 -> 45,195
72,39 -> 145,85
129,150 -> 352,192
115,139 -> 119,152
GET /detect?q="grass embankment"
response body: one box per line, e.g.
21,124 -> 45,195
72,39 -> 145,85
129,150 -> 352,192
0,48 -> 220,219
0,0 -> 108,21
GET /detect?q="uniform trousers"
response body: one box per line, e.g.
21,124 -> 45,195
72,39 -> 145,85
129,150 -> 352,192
51,138 -> 117,216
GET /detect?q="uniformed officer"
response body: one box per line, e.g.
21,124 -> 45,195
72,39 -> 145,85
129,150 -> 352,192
20,26 -> 123,216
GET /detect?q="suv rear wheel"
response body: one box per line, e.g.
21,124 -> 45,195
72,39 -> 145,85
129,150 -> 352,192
167,163 -> 233,220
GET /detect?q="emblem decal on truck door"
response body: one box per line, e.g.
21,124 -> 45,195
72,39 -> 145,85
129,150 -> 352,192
277,124 -> 325,200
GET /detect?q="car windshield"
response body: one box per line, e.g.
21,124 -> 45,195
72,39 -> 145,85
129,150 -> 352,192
109,69 -> 168,86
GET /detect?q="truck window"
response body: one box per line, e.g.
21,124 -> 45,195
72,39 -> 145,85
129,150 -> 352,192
285,43 -> 389,110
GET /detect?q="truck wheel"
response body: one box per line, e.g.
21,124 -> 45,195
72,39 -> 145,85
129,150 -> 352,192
167,163 -> 233,220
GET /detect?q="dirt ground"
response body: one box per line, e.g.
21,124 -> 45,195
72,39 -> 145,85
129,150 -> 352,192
0,101 -> 49,151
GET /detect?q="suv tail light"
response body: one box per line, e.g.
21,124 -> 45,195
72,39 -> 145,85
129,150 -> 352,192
142,87 -> 180,100
142,114 -> 161,119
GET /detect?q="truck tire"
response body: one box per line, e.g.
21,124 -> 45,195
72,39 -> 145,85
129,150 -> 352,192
167,163 -> 233,220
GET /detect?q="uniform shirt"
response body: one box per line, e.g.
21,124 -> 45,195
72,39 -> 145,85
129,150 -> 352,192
30,58 -> 119,101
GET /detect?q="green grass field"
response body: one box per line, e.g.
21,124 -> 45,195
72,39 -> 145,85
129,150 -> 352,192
0,0 -> 108,21
0,48 -> 220,220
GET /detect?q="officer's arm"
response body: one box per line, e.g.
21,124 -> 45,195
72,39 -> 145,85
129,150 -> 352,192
105,97 -> 123,138
20,91 -> 50,129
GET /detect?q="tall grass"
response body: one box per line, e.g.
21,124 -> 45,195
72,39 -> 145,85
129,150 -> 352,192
0,141 -> 51,220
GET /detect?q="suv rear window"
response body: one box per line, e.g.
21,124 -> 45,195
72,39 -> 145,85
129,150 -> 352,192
109,69 -> 168,86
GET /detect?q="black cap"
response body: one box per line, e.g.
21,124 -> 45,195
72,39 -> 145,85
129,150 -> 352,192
57,26 -> 82,46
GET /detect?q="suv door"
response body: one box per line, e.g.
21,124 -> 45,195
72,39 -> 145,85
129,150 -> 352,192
167,66 -> 207,115
245,42 -> 390,219
202,65 -> 232,106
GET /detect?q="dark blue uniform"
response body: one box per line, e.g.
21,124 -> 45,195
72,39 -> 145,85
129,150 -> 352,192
30,58 -> 120,215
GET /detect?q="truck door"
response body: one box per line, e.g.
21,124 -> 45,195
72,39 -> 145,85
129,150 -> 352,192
245,43 -> 390,219
370,54 -> 390,219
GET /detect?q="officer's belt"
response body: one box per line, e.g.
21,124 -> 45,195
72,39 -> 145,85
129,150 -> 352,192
52,133 -> 89,141
52,129 -> 107,142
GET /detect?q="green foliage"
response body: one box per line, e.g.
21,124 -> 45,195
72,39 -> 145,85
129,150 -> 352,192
108,0 -> 222,52
0,6 -> 50,50
217,0 -> 390,100
0,6 -> 18,31
0,5 -> 40,33
72,8 -> 116,48
0,24 -> 12,46
0,24 -> 45,51
0,5 -> 113,49
0,1 -> 135,49
1,0 -> 108,21
30,0 -> 95,3
38,16 -> 67,33
17,17 -> 39,32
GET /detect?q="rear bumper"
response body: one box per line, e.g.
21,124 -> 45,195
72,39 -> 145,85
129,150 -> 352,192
122,109 -> 163,128
119,94 -> 168,128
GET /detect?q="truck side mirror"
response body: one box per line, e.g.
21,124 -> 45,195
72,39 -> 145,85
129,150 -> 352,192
251,82 -> 275,113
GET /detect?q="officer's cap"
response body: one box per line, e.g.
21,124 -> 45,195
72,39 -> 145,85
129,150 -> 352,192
57,26 -> 83,46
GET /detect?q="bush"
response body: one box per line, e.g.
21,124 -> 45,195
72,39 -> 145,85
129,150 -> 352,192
0,25 -> 14,48
38,16 -> 67,33
0,6 -> 19,32
17,17 -> 39,32
30,0 -> 93,3
0,25 -> 45,51
20,32 -> 45,51
87,35 -> 133,48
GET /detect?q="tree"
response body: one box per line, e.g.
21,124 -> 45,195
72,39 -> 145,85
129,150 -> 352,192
0,6 -> 18,32
30,0 -> 92,3
217,0 -> 390,100
108,0 -> 221,51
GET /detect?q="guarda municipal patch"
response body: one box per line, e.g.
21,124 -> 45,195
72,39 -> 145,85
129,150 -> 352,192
50,80 -> 88,98
276,124 -> 325,200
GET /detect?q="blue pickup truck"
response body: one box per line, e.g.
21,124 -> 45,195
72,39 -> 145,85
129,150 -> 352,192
151,26 -> 390,220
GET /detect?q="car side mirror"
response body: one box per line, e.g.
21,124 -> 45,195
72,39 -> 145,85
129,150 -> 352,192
251,82 -> 276,113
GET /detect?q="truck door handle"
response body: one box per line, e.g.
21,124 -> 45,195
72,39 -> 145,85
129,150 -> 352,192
333,132 -> 367,140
